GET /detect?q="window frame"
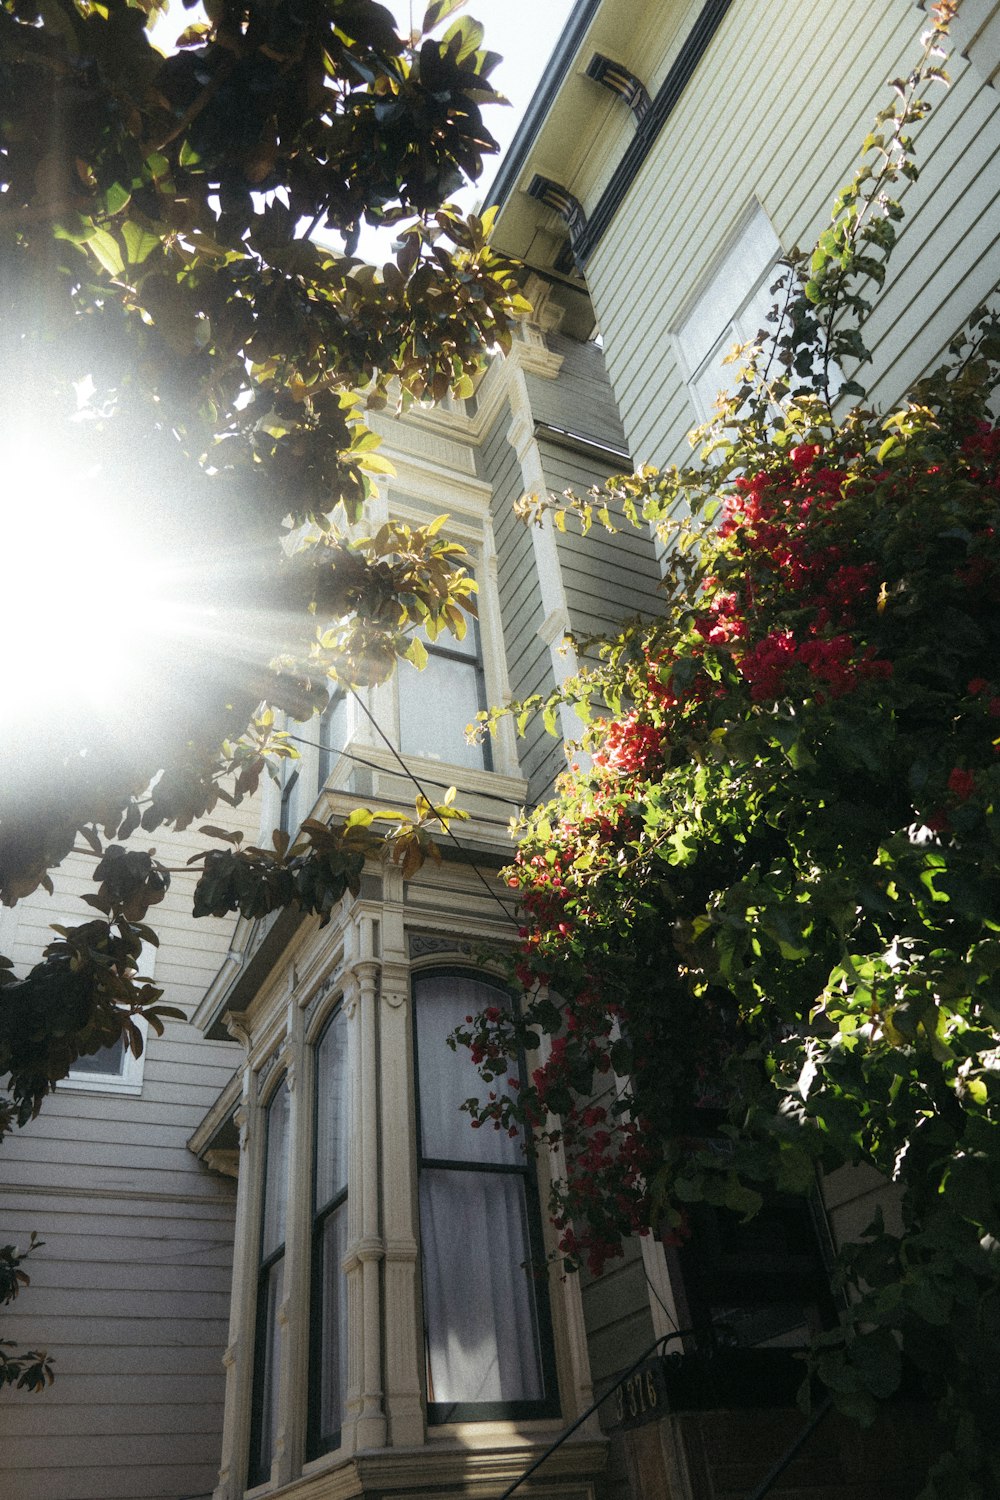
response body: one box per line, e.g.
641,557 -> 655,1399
248,1072 -> 290,1490
61,945 -> 156,1096
306,1002 -> 350,1460
672,200 -> 785,423
397,613 -> 494,775
412,965 -> 559,1425
61,1016 -> 149,1095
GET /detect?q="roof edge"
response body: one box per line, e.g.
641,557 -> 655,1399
486,0 -> 603,211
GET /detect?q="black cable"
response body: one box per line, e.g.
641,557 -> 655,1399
281,730 -> 525,810
347,688 -> 520,923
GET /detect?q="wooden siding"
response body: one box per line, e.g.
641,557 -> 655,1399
0,814 -> 252,1500
579,0 -> 1000,466
479,405 -> 565,802
580,1237 -> 657,1419
524,333 -> 631,450
536,439 -> 665,645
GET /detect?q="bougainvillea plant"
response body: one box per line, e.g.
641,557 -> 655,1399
457,10 -> 1000,1497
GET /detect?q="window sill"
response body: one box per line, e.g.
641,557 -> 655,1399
317,743 -> 528,847
58,1077 -> 143,1097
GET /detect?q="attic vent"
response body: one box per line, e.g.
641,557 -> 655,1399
586,52 -> 651,121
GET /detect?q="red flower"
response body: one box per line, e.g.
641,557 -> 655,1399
947,767 -> 976,801
967,678 -> 989,696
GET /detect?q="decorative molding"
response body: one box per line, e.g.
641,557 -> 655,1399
537,606 -> 572,648
408,934 -> 475,960
224,1010 -> 251,1050
205,1148 -> 240,1180
505,410 -> 535,465
303,963 -> 344,1030
527,175 -> 588,268
256,1050 -> 279,1091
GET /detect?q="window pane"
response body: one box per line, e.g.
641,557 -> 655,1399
415,974 -> 522,1164
420,1169 -> 544,1407
261,1081 -> 290,1260
319,692 -> 349,786
690,328 -> 740,419
254,1257 -> 284,1482
398,653 -> 485,770
73,1034 -> 126,1077
315,1008 -> 350,1209
313,1201 -> 350,1446
676,204 -> 781,371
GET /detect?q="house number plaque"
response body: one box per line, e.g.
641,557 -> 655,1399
612,1357 -> 667,1429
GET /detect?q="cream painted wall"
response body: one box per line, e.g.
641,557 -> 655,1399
577,0 -> 1000,467
0,808 -> 256,1500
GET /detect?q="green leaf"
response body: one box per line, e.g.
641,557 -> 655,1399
88,228 -> 125,277
122,222 -> 161,267
405,637 -> 428,671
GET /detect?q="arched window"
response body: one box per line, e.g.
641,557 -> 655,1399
308,1006 -> 351,1456
249,1077 -> 290,1487
413,970 -> 558,1422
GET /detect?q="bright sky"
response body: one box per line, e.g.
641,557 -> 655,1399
395,1 -> 578,176
150,0 -> 578,245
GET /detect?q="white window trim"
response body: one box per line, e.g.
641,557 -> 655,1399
59,940 -> 156,1096
671,200 -> 785,423
61,1014 -> 149,1096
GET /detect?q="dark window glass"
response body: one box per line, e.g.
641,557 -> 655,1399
250,1079 -> 290,1486
308,1008 -> 350,1456
318,692 -> 348,786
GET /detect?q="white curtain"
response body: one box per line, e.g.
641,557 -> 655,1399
316,1202 -> 350,1438
420,1169 -> 543,1404
415,973 -> 544,1408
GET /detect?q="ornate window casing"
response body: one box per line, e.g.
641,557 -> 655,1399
212,899 -> 599,1500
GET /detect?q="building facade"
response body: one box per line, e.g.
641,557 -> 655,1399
2,2 -> 999,1498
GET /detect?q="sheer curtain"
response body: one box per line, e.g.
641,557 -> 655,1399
415,973 -> 545,1413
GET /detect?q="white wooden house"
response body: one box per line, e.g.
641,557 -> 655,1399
2,2 -> 998,1498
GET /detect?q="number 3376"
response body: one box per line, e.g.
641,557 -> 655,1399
614,1369 -> 658,1423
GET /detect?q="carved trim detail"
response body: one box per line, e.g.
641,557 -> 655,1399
408,934 -> 476,960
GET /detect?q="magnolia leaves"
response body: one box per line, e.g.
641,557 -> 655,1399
190,787 -> 468,923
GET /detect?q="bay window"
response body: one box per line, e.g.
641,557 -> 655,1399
229,940 -> 593,1498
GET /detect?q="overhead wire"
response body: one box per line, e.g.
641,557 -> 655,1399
280,729 -> 525,810
344,688 -> 521,923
